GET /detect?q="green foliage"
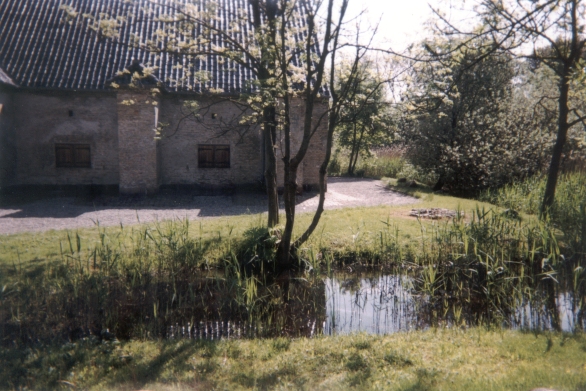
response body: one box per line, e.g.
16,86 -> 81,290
414,207 -> 565,326
0,219 -> 309,344
454,173 -> 586,328
480,175 -> 545,215
399,38 -> 555,194
335,59 -> 394,175
231,226 -> 280,275
328,147 -> 406,178
482,171 -> 586,262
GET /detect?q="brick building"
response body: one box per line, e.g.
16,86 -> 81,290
0,0 -> 328,194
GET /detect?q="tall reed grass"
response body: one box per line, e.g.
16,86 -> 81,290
2,177 -> 585,345
0,220 -> 323,344
328,147 -> 406,179
479,171 -> 586,328
329,205 -> 584,329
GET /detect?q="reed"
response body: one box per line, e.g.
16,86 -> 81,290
328,148 -> 407,179
481,171 -> 586,327
1,218 -> 326,344
2,176 -> 584,346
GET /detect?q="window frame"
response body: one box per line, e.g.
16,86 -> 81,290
55,143 -> 92,168
198,144 -> 230,169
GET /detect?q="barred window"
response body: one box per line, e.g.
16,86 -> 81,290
198,145 -> 230,168
55,144 -> 91,168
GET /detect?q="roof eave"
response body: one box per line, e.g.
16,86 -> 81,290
0,68 -> 18,88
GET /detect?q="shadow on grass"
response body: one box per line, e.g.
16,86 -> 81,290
385,179 -> 434,199
402,368 -> 440,391
103,340 -> 210,389
232,364 -> 299,390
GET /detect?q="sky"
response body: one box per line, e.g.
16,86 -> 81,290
340,0 -> 478,51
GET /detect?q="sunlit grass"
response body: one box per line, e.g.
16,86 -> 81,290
0,190 -> 499,274
2,329 -> 584,390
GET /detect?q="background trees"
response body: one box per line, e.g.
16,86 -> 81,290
398,38 -> 555,194
432,0 -> 586,211
335,59 -> 394,175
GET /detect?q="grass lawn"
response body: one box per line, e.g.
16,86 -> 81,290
0,179 -> 501,276
2,329 -> 585,390
2,182 -> 582,390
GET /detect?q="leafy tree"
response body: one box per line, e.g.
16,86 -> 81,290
336,59 -> 393,175
399,39 -> 555,194
433,0 -> 586,214
67,0 -> 373,268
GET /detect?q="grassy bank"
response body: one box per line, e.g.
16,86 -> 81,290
0,190 -> 490,273
2,329 -> 585,390
2,181 -> 585,343
0,177 -> 585,389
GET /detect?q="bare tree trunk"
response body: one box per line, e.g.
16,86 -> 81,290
277,163 -> 298,267
294,108 -> 335,248
276,90 -> 295,267
349,126 -> 365,174
263,106 -> 279,227
251,0 -> 280,227
541,74 -> 570,217
347,123 -> 358,174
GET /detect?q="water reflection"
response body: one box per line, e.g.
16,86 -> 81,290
511,292 -> 578,332
324,275 -> 422,335
167,272 -> 581,341
324,274 -> 580,335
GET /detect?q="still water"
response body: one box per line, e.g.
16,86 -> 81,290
324,275 -> 421,335
324,274 -> 579,335
168,273 -> 581,340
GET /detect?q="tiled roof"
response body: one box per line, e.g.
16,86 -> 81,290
0,0 -> 308,93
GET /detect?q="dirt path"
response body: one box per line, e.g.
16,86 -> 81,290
0,178 -> 419,235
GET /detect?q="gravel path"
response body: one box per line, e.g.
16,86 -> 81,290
0,178 -> 419,235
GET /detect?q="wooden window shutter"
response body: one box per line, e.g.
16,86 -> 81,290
214,145 -> 230,168
74,145 -> 91,168
55,145 -> 74,167
198,145 -> 215,168
56,144 -> 91,168
198,145 -> 230,168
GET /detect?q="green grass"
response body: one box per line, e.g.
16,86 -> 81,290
0,190 -> 497,274
1,180 -> 585,390
5,187 -> 582,342
1,329 -> 585,390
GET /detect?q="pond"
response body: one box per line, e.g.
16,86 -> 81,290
324,274 -> 579,335
167,271 -> 583,340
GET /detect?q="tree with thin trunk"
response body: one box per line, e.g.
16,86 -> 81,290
432,0 -> 586,215
336,59 -> 393,176
68,0 -> 376,268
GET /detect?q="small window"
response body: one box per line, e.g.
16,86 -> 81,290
198,144 -> 230,168
56,144 -> 91,168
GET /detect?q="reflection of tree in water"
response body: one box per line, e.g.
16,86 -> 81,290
129,272 -> 582,341
169,276 -> 326,340
325,274 -> 422,335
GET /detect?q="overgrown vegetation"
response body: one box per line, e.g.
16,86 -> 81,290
481,171 -> 586,258
328,146 -> 437,185
397,39 -> 558,195
0,219 -> 325,344
2,176 -> 585,346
